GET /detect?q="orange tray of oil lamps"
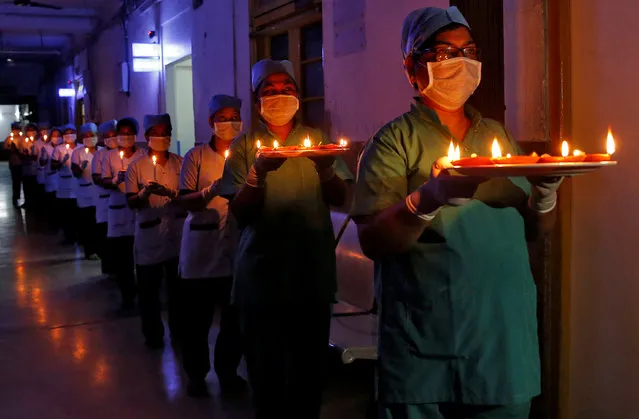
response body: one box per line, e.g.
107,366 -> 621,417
452,153 -> 617,177
450,134 -> 618,177
258,142 -> 350,159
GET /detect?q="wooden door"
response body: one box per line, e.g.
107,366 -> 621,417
450,0 -> 505,123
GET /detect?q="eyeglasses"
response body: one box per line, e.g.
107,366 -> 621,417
416,46 -> 481,63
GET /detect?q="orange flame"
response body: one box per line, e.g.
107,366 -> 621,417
606,128 -> 616,155
561,140 -> 569,157
491,138 -> 502,158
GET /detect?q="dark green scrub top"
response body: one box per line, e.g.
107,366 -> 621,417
351,101 -> 540,405
218,121 -> 353,307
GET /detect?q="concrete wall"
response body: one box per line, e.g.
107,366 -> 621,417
63,0 -> 251,154
569,1 -> 638,417
323,0 -> 448,144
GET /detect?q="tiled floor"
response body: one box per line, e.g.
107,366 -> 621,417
0,166 -> 374,419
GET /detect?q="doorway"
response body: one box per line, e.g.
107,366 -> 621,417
165,56 -> 195,156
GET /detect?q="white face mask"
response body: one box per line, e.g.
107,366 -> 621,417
63,134 -> 77,144
51,136 -> 63,146
148,136 -> 171,152
83,136 -> 98,147
214,121 -> 243,141
117,135 -> 136,148
104,137 -> 118,149
421,57 -> 481,111
260,95 -> 299,126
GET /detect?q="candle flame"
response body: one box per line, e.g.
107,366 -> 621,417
19,131 -> 22,136
256,140 -> 261,149
30,136 -> 34,141
573,149 -> 584,156
152,155 -> 157,165
447,141 -> 461,160
506,153 -> 512,158
119,150 -> 124,159
491,138 -> 502,158
85,147 -> 88,154
561,140 -> 569,157
273,140 -> 279,149
606,128 -> 616,155
10,132 -> 13,137
65,143 -> 69,149
303,137 -> 312,148
44,135 -> 47,140
471,153 -> 477,158
224,149 -> 229,159
339,138 -> 348,147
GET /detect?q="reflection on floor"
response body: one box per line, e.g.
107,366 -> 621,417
0,166 -> 373,419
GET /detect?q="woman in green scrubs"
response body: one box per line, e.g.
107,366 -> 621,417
350,6 -> 562,419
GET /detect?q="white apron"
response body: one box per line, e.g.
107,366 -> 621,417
178,144 -> 236,279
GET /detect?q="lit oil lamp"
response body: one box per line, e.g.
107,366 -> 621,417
273,140 -> 279,149
303,137 -> 312,148
584,129 -> 616,162
492,138 -> 540,164
339,138 -> 348,148
451,140 -> 493,166
540,140 -> 585,163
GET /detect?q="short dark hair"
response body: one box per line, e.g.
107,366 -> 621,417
116,118 -> 139,134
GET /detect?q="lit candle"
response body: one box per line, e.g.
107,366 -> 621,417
491,138 -> 502,159
273,140 -> 279,149
224,149 -> 229,160
10,132 -> 13,138
65,143 -> 69,150
562,140 -> 569,157
19,131 -> 23,136
119,150 -> 124,170
585,128 -> 616,162
85,147 -> 89,154
339,138 -> 348,148
256,139 -> 261,149
303,137 -> 312,148
152,155 -> 157,181
44,135 -> 47,141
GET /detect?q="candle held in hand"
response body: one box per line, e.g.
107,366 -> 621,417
152,155 -> 157,181
119,150 -> 125,170
224,150 -> 229,160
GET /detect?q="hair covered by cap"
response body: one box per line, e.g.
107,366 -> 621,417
251,59 -> 297,92
10,122 -> 21,130
401,6 -> 470,58
143,113 -> 172,134
209,94 -> 242,117
61,123 -> 77,133
99,120 -> 118,135
25,123 -> 38,131
117,117 -> 139,134
81,122 -> 98,135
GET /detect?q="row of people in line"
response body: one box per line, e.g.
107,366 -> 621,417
4,5 -> 562,419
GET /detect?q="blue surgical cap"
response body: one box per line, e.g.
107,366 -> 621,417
116,117 -> 139,134
61,123 -> 77,133
251,59 -> 297,92
208,94 -> 242,117
143,114 -> 172,134
81,122 -> 98,135
99,120 -> 117,136
10,122 -> 21,130
401,6 -> 470,58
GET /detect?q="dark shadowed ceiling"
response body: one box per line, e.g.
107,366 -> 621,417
0,0 -> 121,63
